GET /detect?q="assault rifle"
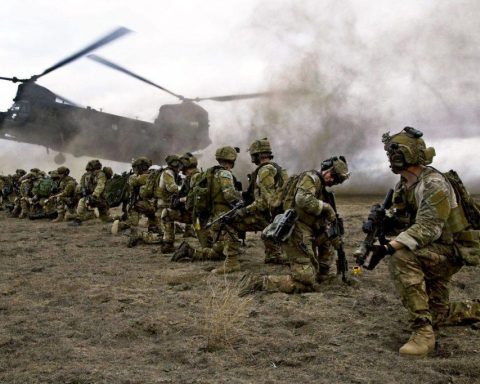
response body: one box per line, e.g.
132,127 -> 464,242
354,189 -> 394,270
205,201 -> 245,229
323,191 -> 348,282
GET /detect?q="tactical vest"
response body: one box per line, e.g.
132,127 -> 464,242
244,162 -> 286,206
155,168 -> 179,204
392,167 -> 469,245
59,176 -> 77,197
293,171 -> 327,227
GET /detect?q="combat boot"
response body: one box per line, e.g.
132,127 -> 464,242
238,273 -> 264,296
68,218 -> 82,227
161,242 -> 176,254
212,255 -> 241,274
171,241 -> 195,262
52,212 -> 64,223
127,228 -> 142,248
399,325 -> 435,357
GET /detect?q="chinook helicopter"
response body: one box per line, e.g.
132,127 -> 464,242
0,28 -> 286,165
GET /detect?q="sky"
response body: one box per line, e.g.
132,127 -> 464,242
0,0 -> 478,192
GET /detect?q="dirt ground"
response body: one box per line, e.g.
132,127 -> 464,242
0,195 -> 479,384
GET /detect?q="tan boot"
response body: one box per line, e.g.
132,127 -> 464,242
399,325 -> 435,357
212,255 -> 241,274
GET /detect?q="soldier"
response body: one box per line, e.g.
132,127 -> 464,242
157,155 -> 182,253
239,156 -> 350,294
16,169 -> 42,218
232,137 -> 288,264
48,166 -> 77,222
354,127 -> 480,357
8,169 -> 27,216
172,146 -> 243,274
70,159 -> 110,225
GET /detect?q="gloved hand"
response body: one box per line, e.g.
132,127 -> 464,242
365,244 -> 395,270
321,203 -> 336,223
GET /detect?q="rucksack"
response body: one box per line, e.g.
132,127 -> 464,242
190,166 -> 222,219
104,172 -> 130,207
139,168 -> 164,200
244,162 -> 287,207
33,177 -> 54,197
443,170 -> 480,230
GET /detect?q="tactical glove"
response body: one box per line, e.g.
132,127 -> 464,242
321,203 -> 336,223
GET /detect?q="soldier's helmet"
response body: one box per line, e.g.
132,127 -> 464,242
321,156 -> 350,184
86,159 -> 102,171
382,127 -> 435,172
180,152 -> 198,169
165,154 -> 181,168
49,170 -> 60,179
103,166 -> 114,179
30,168 -> 41,174
56,166 -> 70,176
248,137 -> 273,156
132,157 -> 152,171
215,146 -> 240,162
15,169 -> 26,177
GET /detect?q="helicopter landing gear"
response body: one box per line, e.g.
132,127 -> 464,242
54,152 -> 66,164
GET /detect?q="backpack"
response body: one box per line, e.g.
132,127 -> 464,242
33,177 -> 54,197
443,170 -> 480,230
140,168 -> 164,200
244,162 -> 287,207
104,172 -> 129,207
190,166 -> 222,219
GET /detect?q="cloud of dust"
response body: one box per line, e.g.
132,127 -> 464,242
217,0 -> 480,193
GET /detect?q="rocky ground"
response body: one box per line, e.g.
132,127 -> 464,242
0,195 -> 479,384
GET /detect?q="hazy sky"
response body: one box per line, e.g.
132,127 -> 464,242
0,0 -> 478,192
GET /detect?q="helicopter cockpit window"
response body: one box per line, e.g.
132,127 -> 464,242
7,101 -> 30,122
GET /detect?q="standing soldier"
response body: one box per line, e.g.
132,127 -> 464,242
239,156 -> 350,294
49,166 -> 77,222
157,155 -> 182,253
172,146 -> 243,274
232,137 -> 288,264
356,127 -> 480,357
70,159 -> 110,226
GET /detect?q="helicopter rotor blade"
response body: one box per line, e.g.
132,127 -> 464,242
87,54 -> 183,99
33,26 -> 132,81
0,76 -> 28,83
193,89 -> 307,102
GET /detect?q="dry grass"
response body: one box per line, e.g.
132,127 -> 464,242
201,276 -> 253,351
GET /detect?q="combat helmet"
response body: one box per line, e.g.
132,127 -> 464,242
30,168 -> 41,174
86,159 -> 102,171
15,169 -> 26,177
321,156 -> 350,184
49,170 -> 60,179
165,154 -> 181,169
248,138 -> 273,155
56,166 -> 70,176
180,152 -> 198,169
103,167 -> 113,179
382,127 -> 435,173
215,146 -> 240,163
132,156 -> 152,172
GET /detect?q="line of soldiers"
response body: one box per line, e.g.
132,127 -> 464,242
1,129 -> 480,358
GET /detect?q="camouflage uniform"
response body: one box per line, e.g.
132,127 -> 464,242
389,167 -> 480,329
379,127 -> 480,357
75,160 -> 110,222
17,170 -> 42,218
226,138 -> 288,263
239,157 -> 350,294
51,167 -> 77,221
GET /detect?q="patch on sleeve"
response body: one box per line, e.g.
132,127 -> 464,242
218,170 -> 233,180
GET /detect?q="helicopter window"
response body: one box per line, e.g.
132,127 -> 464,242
7,101 -> 30,122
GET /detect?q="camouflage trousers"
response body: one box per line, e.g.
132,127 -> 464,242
55,196 -> 76,216
122,200 -> 159,230
232,211 -> 283,261
76,197 -> 110,221
389,244 -> 480,330
161,207 -> 192,244
193,220 -> 240,261
262,221 -> 335,293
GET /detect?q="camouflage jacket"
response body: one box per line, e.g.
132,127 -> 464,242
294,171 -> 330,227
393,167 -> 469,251
57,175 -> 77,198
245,162 -> 288,214
156,168 -> 179,207
211,167 -> 242,215
80,170 -> 107,198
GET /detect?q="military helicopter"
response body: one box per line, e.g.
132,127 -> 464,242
0,28 -> 287,165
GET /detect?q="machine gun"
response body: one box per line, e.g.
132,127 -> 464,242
354,189 -> 394,270
323,191 -> 348,282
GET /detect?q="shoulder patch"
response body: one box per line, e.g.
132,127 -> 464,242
217,170 -> 233,180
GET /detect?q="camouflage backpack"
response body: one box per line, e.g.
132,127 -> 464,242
189,166 -> 222,220
33,177 -> 54,197
104,172 -> 129,207
244,162 -> 287,208
270,171 -> 309,212
139,168 -> 164,200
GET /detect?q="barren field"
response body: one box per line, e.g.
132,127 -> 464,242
0,195 -> 479,384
